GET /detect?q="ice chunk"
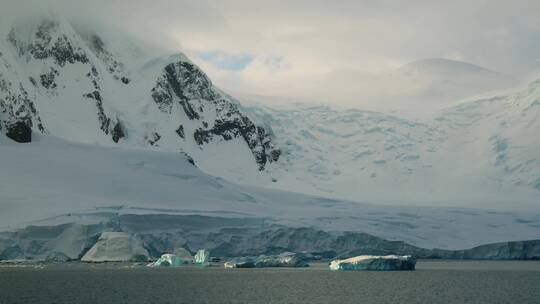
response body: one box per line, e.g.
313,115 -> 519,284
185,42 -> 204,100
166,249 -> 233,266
255,252 -> 309,268
224,252 -> 309,268
81,232 -> 149,262
194,249 -> 210,266
148,253 -> 184,267
329,255 -> 416,271
45,251 -> 70,263
224,257 -> 256,268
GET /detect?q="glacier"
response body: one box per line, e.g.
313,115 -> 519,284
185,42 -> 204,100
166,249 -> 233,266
0,135 -> 539,254
81,232 -> 149,262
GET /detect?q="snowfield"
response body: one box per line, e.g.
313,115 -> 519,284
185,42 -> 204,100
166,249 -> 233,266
0,134 -> 539,250
240,78 -> 540,208
0,12 -> 539,257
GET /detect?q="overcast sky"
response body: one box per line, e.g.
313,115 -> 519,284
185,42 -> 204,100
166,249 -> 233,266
4,0 -> 540,105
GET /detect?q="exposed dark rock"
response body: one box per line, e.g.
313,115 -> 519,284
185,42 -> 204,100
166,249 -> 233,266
0,80 -> 45,137
29,20 -> 89,66
112,121 -> 126,143
28,77 -> 37,87
39,68 -> 59,89
194,119 -> 279,170
6,121 -> 32,143
175,125 -> 184,138
148,132 -> 161,146
85,34 -> 130,83
151,62 -> 205,119
151,60 -> 280,170
180,152 -> 196,166
83,90 -> 111,135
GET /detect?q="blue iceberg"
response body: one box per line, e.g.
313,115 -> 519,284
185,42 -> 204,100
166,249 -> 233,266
194,249 -> 210,266
148,254 -> 185,267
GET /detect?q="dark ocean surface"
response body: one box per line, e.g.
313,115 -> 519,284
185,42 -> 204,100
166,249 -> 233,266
1,260 -> 539,304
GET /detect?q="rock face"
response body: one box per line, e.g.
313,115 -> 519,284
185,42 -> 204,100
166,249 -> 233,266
5,121 -> 32,143
329,255 -> 416,271
81,232 -> 149,262
151,61 -> 280,170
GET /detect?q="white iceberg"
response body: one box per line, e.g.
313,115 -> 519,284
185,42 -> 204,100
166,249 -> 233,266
194,249 -> 210,266
148,253 -> 185,267
330,255 -> 416,271
81,232 -> 149,262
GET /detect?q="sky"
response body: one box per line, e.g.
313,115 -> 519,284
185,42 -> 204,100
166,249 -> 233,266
4,0 -> 540,106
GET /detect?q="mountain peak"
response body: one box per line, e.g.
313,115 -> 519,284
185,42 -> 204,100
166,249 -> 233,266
398,58 -> 497,77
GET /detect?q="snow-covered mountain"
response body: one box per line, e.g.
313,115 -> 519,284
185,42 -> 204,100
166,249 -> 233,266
0,12 -> 539,260
2,14 -> 537,210
391,58 -> 513,105
240,78 -> 540,208
282,58 -> 517,116
0,14 -> 280,175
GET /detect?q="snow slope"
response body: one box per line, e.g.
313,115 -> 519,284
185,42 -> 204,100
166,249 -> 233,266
240,78 -> 540,208
390,58 -> 514,108
0,134 -> 539,250
277,58 -> 517,117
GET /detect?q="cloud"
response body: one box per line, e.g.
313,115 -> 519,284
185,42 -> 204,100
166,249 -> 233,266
3,0 -> 540,106
196,51 -> 253,71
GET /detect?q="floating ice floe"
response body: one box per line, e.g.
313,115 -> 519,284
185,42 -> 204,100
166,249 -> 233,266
329,255 -> 416,271
224,252 -> 309,268
194,249 -> 210,266
224,257 -> 256,268
148,254 -> 185,267
255,252 -> 309,268
81,232 -> 149,262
